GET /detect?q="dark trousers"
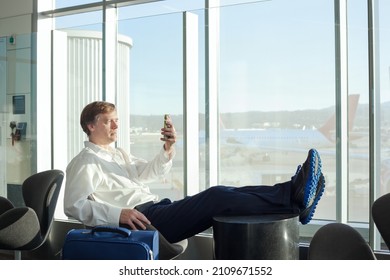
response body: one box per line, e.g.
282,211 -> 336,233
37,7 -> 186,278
142,181 -> 297,243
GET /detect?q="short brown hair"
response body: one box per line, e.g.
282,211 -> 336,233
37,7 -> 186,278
80,101 -> 116,135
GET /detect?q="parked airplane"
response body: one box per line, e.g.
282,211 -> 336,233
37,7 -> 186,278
213,94 -> 390,194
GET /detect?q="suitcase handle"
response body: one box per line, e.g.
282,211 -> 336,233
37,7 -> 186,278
91,226 -> 132,237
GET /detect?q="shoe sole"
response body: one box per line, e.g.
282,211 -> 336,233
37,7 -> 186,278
300,173 -> 325,224
302,149 -> 322,208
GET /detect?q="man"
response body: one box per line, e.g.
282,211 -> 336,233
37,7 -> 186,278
64,101 -> 325,244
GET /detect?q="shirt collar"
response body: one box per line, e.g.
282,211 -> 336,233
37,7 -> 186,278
84,141 -> 116,155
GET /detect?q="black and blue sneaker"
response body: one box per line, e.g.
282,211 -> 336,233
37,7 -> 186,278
291,149 -> 322,210
299,173 -> 325,224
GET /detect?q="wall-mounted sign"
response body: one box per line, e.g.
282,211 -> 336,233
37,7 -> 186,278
12,95 -> 25,114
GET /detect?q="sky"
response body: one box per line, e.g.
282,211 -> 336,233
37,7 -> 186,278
54,0 -> 390,115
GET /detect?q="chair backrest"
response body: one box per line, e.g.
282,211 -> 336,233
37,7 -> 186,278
308,223 -> 376,260
372,193 -> 390,249
22,170 -> 64,238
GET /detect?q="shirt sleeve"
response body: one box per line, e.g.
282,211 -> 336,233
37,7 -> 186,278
124,146 -> 176,183
63,153 -> 122,227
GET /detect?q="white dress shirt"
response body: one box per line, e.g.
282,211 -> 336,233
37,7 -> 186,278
64,141 -> 174,227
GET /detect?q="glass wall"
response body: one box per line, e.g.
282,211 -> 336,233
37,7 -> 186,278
218,0 -> 336,223
378,1 -> 390,198
0,33 -> 36,207
377,0 -> 390,250
118,7 -> 186,200
0,37 -> 6,198
37,0 -> 390,250
347,0 -> 369,223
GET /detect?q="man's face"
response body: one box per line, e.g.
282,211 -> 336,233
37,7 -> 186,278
88,110 -> 119,146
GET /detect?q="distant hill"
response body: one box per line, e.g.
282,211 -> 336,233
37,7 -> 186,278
130,101 -> 390,133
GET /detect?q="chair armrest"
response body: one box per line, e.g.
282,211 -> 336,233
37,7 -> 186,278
0,197 -> 14,215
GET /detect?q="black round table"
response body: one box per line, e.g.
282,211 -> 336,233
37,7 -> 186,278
213,214 -> 299,260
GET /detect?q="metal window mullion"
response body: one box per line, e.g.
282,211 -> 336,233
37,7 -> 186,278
102,1 -> 118,102
334,0 -> 349,223
103,5 -> 115,129
367,0 -> 381,251
205,0 -> 220,187
41,0 -> 162,17
36,1 -> 55,172
183,12 -> 200,196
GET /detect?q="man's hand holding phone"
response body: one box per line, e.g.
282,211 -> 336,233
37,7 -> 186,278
161,114 -> 176,153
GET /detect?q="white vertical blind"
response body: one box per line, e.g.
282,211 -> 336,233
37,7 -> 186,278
65,30 -> 132,159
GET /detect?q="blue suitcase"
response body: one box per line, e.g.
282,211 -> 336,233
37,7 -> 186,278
62,226 -> 159,260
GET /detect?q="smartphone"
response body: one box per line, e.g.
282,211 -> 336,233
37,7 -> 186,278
164,114 -> 171,139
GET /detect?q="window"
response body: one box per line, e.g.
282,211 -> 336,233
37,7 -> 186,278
37,0 -> 388,250
118,8 -> 186,199
218,0 -> 336,224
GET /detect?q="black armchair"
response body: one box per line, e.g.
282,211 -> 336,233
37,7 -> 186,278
308,223 -> 376,260
372,193 -> 390,250
0,169 -> 64,259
